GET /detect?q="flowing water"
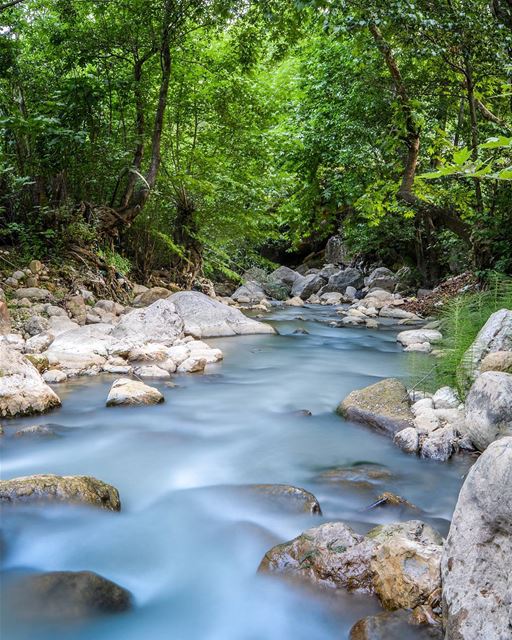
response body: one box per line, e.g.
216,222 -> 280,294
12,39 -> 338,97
0,305 -> 472,640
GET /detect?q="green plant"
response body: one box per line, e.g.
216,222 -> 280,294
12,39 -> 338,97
97,247 -> 132,276
409,273 -> 512,398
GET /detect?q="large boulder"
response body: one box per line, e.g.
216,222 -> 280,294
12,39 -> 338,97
259,520 -> 442,613
169,291 -> 275,338
464,371 -> 512,451
337,378 -> 414,436
366,267 -> 397,293
321,268 -> 364,294
397,330 -> 443,347
0,474 -> 121,510
441,437 -> 512,639
459,308 -> 512,386
291,273 -> 326,300
5,571 -> 132,620
325,235 -> 348,265
112,298 -> 184,346
0,344 -> 61,417
106,378 -> 164,407
267,266 -> 302,298
480,350 -> 512,374
231,280 -> 266,303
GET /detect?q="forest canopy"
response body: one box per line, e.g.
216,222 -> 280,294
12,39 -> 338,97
1,0 -> 511,286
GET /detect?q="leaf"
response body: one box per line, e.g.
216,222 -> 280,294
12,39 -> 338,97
480,136 -> 512,150
453,147 -> 472,165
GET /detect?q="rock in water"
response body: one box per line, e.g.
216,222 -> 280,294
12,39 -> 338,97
5,571 -> 132,620
350,610 -> 443,640
442,437 -> 512,639
0,474 -> 121,510
464,371 -> 512,451
245,484 -> 321,515
259,520 -> 442,613
0,344 -> 61,417
106,378 -> 164,407
169,291 -> 275,338
337,378 -> 414,436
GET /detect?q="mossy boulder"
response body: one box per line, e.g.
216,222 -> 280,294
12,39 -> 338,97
337,378 -> 414,436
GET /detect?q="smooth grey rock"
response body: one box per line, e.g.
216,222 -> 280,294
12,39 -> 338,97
397,329 -> 442,347
24,315 -> 49,336
169,291 -> 274,338
291,273 -> 326,300
0,344 -> 60,417
231,281 -> 266,303
112,299 -> 183,346
432,386 -> 460,409
366,267 -> 397,292
464,371 -> 512,451
442,437 -> 512,639
14,288 -> 52,302
322,268 -> 364,294
420,426 -> 456,461
394,427 -> 419,454
460,309 -> 512,386
5,571 -> 132,620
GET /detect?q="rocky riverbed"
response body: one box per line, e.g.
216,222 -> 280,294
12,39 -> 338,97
1,258 -> 511,640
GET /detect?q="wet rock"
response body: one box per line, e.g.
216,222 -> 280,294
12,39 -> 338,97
0,474 -> 121,510
394,427 -> 419,454
259,520 -> 442,612
106,378 -> 164,407
459,308 -> 512,386
5,571 -> 132,620
366,492 -> 417,511
442,437 -> 512,639
337,378 -> 414,436
0,343 -> 61,417
292,409 -> 312,416
480,350 -> 512,374
132,286 -> 172,307
14,287 -> 52,302
292,328 -> 309,335
246,484 -> 321,515
464,371 -> 512,451
349,610 -> 442,640
14,424 -> 58,438
169,291 -> 274,338
314,463 -> 393,490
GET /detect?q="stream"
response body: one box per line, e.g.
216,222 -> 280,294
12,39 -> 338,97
0,305 -> 471,640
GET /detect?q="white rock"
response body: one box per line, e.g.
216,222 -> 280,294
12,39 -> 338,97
134,365 -> 171,379
0,333 -> 25,350
379,306 -> 418,319
177,356 -> 207,373
47,316 -> 80,335
106,378 -> 164,406
102,364 -> 132,375
397,329 -> 442,347
394,427 -> 420,454
166,345 -> 190,366
404,342 -> 432,353
411,398 -> 434,415
127,344 -> 168,363
414,409 -> 441,435
112,299 -> 184,346
0,343 -> 61,417
24,332 -> 54,354
284,296 -> 304,307
169,291 -> 275,338
42,369 -> 67,383
432,386 -> 460,409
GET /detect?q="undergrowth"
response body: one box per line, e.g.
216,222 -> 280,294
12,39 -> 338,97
409,273 -> 512,398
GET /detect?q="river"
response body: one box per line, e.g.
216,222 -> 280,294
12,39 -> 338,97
0,305 -> 471,639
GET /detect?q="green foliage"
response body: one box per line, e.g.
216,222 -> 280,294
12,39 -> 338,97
97,247 -> 132,276
409,274 -> 512,397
